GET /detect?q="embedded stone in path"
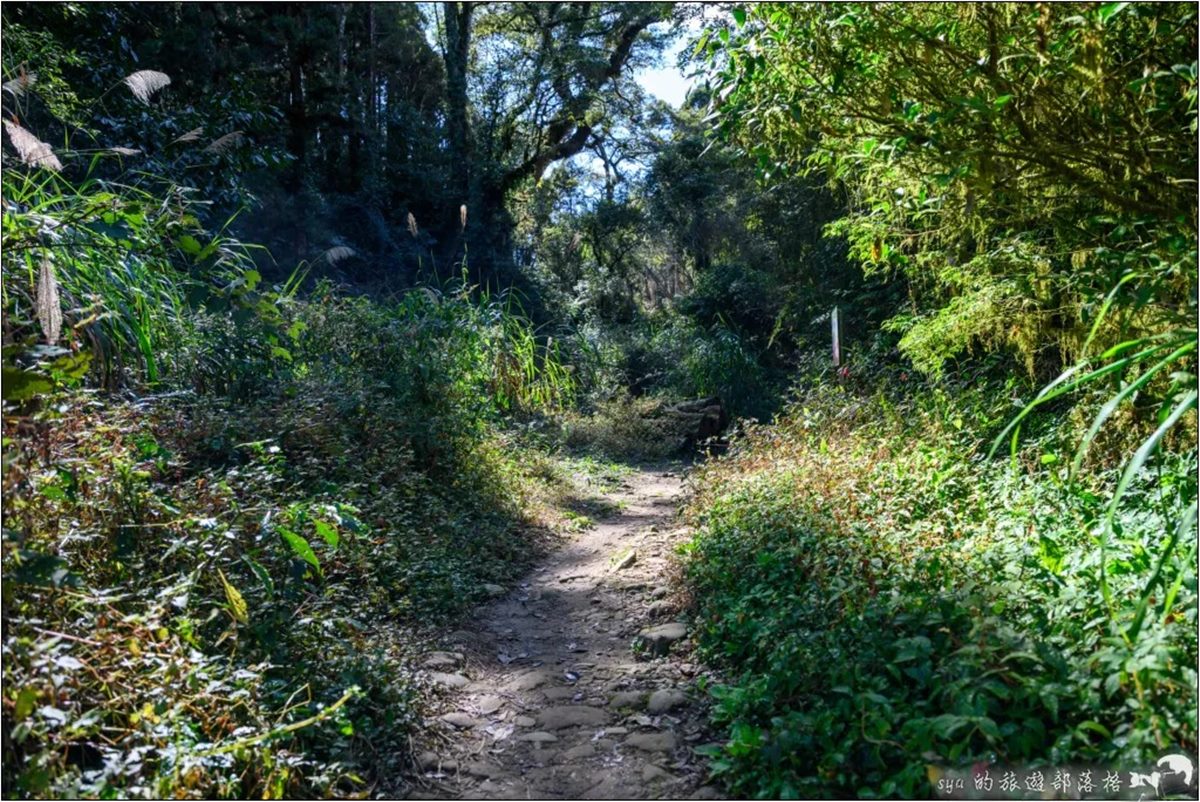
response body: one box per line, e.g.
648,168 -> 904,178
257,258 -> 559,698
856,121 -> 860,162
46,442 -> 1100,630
536,705 -> 609,730
624,730 -> 678,753
643,764 -> 675,782
506,670 -> 550,692
614,549 -> 637,570
421,651 -> 464,669
429,672 -> 470,689
464,760 -> 499,778
646,599 -> 675,618
609,690 -> 647,710
517,730 -> 559,743
439,712 -> 479,729
475,694 -> 505,715
636,622 -> 687,656
646,688 -> 687,714
561,743 -> 597,761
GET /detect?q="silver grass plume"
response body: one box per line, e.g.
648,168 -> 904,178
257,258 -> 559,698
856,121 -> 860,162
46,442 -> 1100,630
204,131 -> 245,154
172,127 -> 204,145
37,256 -> 62,345
320,246 -> 356,265
123,70 -> 171,104
3,120 -> 62,171
460,204 -> 468,231
407,212 -> 419,238
107,146 -> 141,156
2,71 -> 36,98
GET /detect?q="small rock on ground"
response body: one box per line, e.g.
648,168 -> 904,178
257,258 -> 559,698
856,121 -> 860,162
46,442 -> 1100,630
475,694 -> 505,714
421,651 -> 464,669
439,712 -> 478,728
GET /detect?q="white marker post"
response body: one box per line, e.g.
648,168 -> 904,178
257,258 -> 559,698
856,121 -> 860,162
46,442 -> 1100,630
831,306 -> 841,367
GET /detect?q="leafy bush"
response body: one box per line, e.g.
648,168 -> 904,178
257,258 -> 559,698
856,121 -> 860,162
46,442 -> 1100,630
682,366 -> 1197,797
647,316 -> 776,421
0,296 -> 574,797
1,62 -> 578,799
708,2 -> 1197,382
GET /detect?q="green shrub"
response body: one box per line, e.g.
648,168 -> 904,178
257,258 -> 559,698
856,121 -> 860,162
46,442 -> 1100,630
645,316 -> 777,421
682,368 -> 1197,798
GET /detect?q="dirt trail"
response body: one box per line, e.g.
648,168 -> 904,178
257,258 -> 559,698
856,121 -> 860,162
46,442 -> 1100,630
403,465 -> 722,800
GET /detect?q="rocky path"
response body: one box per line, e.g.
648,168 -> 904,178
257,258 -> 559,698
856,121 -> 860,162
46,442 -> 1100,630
403,465 -> 722,800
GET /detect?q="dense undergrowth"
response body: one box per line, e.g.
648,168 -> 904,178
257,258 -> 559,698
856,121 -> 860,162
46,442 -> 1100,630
4,5 -> 1198,800
1,117 -> 584,792
681,358 -> 1198,798
1,281 -> 585,796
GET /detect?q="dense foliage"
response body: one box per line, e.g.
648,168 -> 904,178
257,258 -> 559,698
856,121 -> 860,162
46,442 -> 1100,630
0,41 -> 578,795
2,2 -> 1196,800
682,363 -> 1196,797
707,2 -> 1196,379
679,2 -> 1198,797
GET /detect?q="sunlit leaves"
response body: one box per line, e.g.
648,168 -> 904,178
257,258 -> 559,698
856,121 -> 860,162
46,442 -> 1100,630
706,2 -> 1197,377
217,568 -> 249,623
278,527 -> 321,575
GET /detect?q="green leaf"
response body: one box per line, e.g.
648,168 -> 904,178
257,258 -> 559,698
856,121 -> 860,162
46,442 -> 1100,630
217,567 -> 248,623
2,366 -> 54,401
732,7 -> 746,26
14,687 -> 38,721
313,519 -> 339,549
1098,2 -> 1130,23
242,555 -> 274,600
178,234 -> 202,255
279,527 -> 321,573
47,352 -> 92,382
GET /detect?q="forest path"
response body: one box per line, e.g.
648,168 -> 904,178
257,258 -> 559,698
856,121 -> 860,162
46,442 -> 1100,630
403,465 -> 722,800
